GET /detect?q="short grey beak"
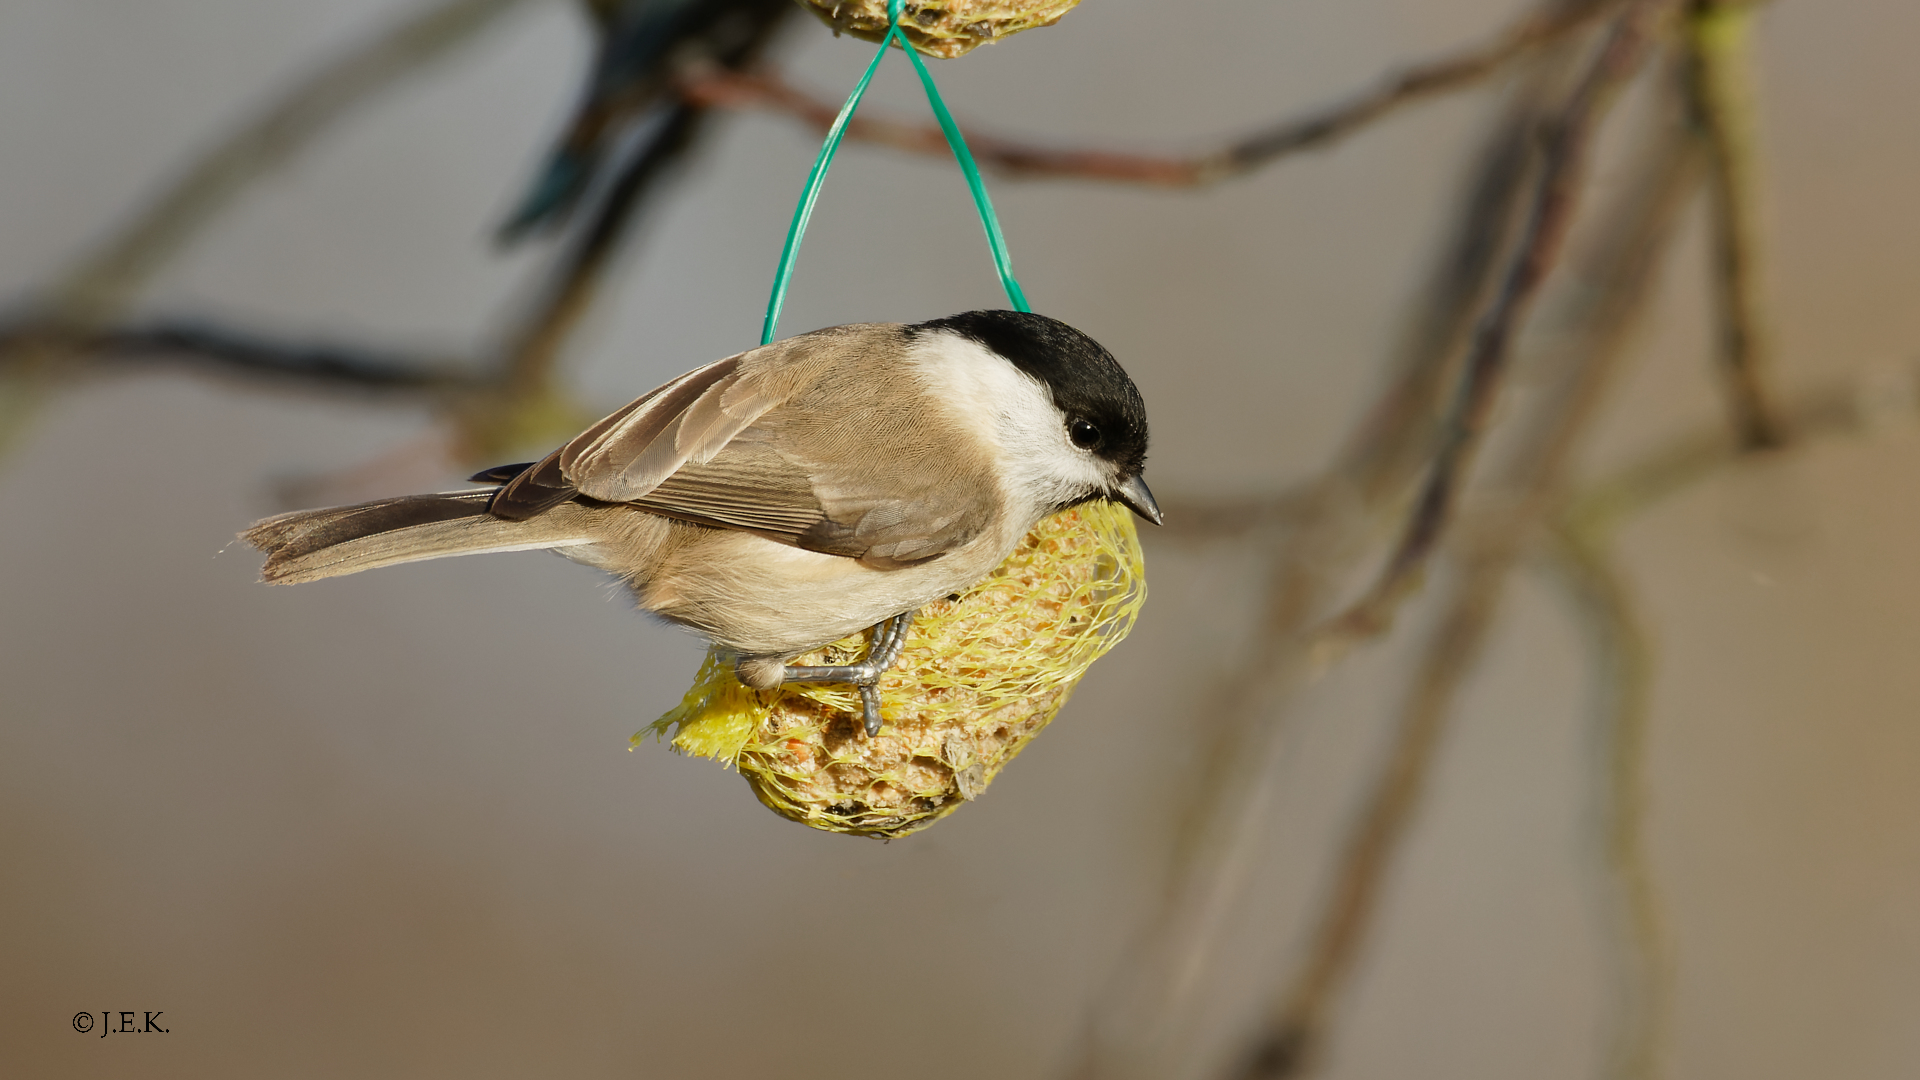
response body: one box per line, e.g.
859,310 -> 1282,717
1113,474 -> 1163,526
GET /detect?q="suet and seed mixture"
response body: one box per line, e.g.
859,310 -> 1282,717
799,0 -> 1082,58
645,500 -> 1144,837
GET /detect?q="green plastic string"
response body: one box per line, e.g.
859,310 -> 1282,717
760,0 -> 1030,346
898,30 -> 1030,315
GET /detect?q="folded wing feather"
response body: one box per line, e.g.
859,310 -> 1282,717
489,323 -> 998,567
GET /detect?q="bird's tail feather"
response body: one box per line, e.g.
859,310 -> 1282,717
242,490 -> 594,585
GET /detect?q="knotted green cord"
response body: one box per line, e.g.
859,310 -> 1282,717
760,0 -> 1031,346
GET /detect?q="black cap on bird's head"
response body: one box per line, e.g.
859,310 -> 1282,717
913,310 -> 1161,525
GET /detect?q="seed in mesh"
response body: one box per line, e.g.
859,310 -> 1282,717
797,0 -> 1083,58
643,500 -> 1146,837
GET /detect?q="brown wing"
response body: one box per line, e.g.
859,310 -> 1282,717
629,428 -> 827,540
486,324 -> 998,567
491,349 -> 750,519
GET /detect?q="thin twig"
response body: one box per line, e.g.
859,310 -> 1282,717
1230,65 -> 1701,1080
1542,526 -> 1670,1080
446,104 -> 716,463
0,0 -> 529,458
1569,367 -> 1909,535
0,3 -> 792,470
1320,1 -> 1666,647
1526,118 -> 1699,1080
1147,2 -> 1632,547
681,64 -> 1198,184
1065,9 -> 1625,1077
498,104 -> 712,396
498,0 -> 797,240
0,2 -> 794,478
1239,554 -> 1512,1080
47,0 -> 533,326
678,0 -> 1623,187
1530,71 -> 1737,1079
1151,490 -> 1322,542
4,319 -> 485,395
459,3 -> 793,460
1541,366 -> 1920,1080
1683,0 -> 1789,449
1331,61 -> 1567,505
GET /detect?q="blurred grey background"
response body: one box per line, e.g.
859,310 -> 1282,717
3,1 -> 1919,1077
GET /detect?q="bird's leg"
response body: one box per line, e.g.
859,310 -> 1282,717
780,610 -> 916,737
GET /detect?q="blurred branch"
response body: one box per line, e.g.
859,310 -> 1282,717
1152,491 -> 1323,542
498,0 -> 796,240
1542,525 -> 1669,1080
1067,9 -> 1642,1077
47,0 -> 534,328
0,0 -> 794,473
1328,96 -> 1545,504
459,0 -> 794,459
1569,361 -> 1919,534
1543,45 -> 1806,1069
1547,364 -> 1920,1080
451,103 -> 717,462
0,0 -> 530,458
1319,0 -> 1666,649
678,0 -> 1623,186
1239,549 -> 1511,1080
495,104 -> 709,399
1229,70 -> 1700,1079
0,319 -> 484,396
1683,0 -> 1789,449
1539,370 -> 1920,1070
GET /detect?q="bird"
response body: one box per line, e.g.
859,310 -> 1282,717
242,310 -> 1159,734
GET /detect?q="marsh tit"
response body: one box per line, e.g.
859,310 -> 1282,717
243,310 -> 1159,735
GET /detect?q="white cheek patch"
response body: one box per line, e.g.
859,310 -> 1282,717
909,332 -> 1111,516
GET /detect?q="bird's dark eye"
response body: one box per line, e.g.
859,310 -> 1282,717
1069,419 -> 1103,450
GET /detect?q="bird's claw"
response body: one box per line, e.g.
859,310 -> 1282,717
780,610 -> 914,737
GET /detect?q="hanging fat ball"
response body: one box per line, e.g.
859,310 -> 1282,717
800,0 -> 1082,58
647,500 -> 1146,837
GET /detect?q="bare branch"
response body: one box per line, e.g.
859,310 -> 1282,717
1542,526 -> 1671,1080
0,0 -> 530,459
1684,0 -> 1790,449
457,3 -> 791,461
1331,59 -> 1568,505
680,64 -> 1203,184
435,104 -> 716,465
48,0 -> 533,326
1570,363 -> 1916,535
0,319 -> 485,396
0,2 -> 794,474
1319,1 -> 1666,648
1219,0 -> 1624,176
1149,490 -> 1321,542
1238,551 -> 1514,1080
1227,67 -> 1702,1080
494,104 -> 712,395
678,0 -> 1623,187
497,0 -> 798,240
1064,13 -> 1646,1077
1063,10 -> 1646,1073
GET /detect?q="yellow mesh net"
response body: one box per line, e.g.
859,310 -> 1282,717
640,500 -> 1147,837
797,0 -> 1083,58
